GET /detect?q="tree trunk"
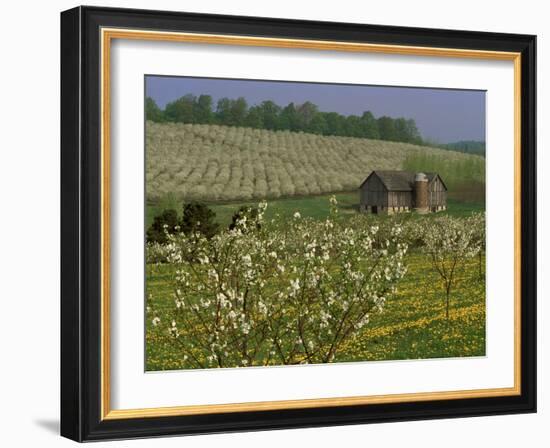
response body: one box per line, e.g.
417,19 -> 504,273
445,284 -> 451,320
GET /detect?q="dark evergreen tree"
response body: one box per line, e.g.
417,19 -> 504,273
180,202 -> 219,239
146,209 -> 179,244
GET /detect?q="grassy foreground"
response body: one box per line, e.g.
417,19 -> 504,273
145,251 -> 486,371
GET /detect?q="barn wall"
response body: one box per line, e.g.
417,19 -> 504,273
388,191 -> 412,208
360,175 -> 388,207
428,177 -> 447,210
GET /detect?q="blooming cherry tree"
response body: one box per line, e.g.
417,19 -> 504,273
155,197 -> 408,368
421,215 -> 483,319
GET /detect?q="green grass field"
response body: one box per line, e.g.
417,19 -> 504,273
145,251 -> 486,371
146,192 -> 484,229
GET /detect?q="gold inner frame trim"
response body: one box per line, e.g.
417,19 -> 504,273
100,27 -> 522,420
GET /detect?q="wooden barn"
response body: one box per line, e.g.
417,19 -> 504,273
359,170 -> 447,214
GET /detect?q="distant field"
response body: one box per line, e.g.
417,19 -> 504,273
146,121 -> 485,203
146,191 -> 484,229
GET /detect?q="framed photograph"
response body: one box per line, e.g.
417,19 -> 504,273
60,6 -> 536,441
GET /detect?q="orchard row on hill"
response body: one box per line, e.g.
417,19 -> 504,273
146,122 -> 485,202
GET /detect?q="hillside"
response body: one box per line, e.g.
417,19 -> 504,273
146,121 -> 484,203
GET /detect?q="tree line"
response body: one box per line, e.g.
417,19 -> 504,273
145,94 -> 423,144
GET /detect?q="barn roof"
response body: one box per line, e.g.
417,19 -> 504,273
360,170 -> 447,191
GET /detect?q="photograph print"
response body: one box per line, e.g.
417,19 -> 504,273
144,76 -> 487,371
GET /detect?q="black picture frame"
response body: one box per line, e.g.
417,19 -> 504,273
61,5 -> 536,442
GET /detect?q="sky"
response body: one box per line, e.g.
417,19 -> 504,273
145,75 -> 486,144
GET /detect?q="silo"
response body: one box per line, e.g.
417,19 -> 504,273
414,172 -> 429,213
